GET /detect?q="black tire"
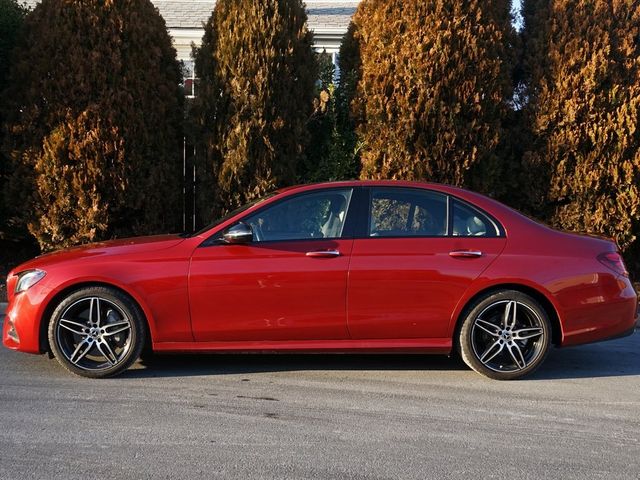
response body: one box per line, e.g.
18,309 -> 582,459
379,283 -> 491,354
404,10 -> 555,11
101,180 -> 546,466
48,286 -> 146,378
458,290 -> 551,380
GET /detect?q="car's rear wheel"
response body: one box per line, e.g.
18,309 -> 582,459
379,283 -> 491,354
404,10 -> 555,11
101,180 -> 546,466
48,286 -> 146,378
458,290 -> 551,380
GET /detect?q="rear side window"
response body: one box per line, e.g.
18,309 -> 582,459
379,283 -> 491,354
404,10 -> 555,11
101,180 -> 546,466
451,200 -> 500,237
369,188 -> 448,237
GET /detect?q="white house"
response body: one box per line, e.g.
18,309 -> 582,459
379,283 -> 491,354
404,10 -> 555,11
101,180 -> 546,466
156,0 -> 358,59
23,0 -> 358,93
156,0 -> 358,95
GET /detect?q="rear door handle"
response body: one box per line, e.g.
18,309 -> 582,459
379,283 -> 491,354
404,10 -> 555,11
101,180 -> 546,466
449,250 -> 483,258
306,250 -> 341,258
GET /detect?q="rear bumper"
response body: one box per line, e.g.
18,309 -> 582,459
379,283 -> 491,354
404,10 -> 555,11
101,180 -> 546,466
601,324 -> 636,342
559,275 -> 638,347
564,324 -> 635,348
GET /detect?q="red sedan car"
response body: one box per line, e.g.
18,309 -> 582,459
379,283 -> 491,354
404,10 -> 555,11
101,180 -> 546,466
3,181 -> 637,379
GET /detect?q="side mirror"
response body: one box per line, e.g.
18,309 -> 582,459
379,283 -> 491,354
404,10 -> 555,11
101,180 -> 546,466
223,223 -> 253,244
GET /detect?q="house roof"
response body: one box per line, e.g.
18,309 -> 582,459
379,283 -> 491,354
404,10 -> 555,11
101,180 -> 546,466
155,1 -> 357,31
21,1 -> 358,32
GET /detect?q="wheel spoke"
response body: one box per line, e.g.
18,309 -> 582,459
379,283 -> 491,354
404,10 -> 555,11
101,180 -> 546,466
69,338 -> 93,365
59,318 -> 88,335
88,298 -> 97,325
513,327 -> 543,340
96,340 -> 118,366
480,339 -> 504,364
102,321 -> 131,337
502,301 -> 517,329
96,298 -> 102,327
501,301 -> 511,328
507,342 -> 527,370
475,318 -> 501,337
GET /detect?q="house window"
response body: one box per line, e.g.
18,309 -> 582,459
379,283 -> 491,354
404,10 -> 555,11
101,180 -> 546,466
332,52 -> 340,82
182,60 -> 197,98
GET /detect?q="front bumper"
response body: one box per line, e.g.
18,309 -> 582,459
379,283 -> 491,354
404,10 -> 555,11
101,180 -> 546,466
2,286 -> 48,354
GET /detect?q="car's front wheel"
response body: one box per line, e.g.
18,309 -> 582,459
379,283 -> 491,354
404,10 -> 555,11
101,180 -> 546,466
48,286 -> 146,378
458,290 -> 551,380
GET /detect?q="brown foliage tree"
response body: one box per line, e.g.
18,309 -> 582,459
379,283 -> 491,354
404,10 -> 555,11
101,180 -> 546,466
0,0 -> 27,239
191,0 -> 317,222
30,108 -> 126,248
1,0 -> 183,250
522,0 -> 640,271
347,0 -> 515,195
0,0 -> 26,93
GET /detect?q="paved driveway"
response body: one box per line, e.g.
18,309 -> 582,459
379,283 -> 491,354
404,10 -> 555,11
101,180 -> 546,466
0,316 -> 638,480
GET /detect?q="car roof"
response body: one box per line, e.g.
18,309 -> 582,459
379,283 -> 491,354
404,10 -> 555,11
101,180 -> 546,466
278,180 -> 451,193
276,180 -> 483,200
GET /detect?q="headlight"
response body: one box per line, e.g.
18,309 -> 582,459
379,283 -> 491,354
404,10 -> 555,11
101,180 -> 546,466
14,269 -> 46,294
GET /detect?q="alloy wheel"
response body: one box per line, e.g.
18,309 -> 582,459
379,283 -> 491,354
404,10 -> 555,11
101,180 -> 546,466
470,299 -> 546,373
55,296 -> 133,372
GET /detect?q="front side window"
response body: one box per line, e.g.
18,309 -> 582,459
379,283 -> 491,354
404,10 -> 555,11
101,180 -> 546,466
242,189 -> 353,242
369,188 -> 448,237
194,193 -> 276,238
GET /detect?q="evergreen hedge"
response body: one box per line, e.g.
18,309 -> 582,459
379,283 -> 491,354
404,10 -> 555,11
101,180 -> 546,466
0,0 -> 27,239
301,51 -> 360,183
1,0 -> 637,279
522,0 -> 640,272
1,0 -> 183,249
0,0 -> 26,92
345,0 -> 515,196
191,0 -> 317,222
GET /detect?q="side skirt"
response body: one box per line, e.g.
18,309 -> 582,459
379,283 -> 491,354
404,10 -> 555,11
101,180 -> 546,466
152,338 -> 452,354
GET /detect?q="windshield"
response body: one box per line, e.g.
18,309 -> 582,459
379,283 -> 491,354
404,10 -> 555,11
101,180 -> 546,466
189,192 -> 277,237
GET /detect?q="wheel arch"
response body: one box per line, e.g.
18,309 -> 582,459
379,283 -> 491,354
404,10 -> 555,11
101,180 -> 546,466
38,281 -> 154,354
452,283 -> 563,349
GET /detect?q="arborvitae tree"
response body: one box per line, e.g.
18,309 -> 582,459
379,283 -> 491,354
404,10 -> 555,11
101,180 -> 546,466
0,0 -> 26,92
301,51 -> 360,182
329,23 -> 364,181
299,51 -> 336,181
336,23 -> 361,132
1,0 -> 183,250
347,0 -> 515,195
0,0 -> 27,239
522,0 -> 640,272
30,108 -> 126,247
191,0 -> 317,221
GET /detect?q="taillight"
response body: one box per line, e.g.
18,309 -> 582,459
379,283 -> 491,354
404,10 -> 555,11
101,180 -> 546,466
597,252 -> 629,277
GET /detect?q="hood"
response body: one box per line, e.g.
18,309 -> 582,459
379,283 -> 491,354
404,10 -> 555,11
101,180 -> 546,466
10,234 -> 185,274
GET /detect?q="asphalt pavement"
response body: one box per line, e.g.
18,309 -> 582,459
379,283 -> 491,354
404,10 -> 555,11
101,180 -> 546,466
0,314 -> 639,480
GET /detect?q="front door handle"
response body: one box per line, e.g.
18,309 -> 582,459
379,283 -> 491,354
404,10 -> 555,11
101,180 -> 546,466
306,250 -> 341,258
449,250 -> 483,258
